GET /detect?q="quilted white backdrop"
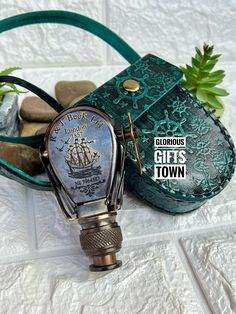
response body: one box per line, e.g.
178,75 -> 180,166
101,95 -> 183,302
0,0 -> 235,68
0,1 -> 236,314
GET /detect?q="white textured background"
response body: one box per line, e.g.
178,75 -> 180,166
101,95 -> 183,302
0,1 -> 236,314
1,0 -> 236,68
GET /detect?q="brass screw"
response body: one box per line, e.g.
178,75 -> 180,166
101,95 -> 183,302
123,79 -> 140,92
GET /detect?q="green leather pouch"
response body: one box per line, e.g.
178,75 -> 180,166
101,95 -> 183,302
75,54 -> 235,213
0,11 -> 235,214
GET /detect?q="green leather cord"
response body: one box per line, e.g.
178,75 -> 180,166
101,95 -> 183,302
0,10 -> 141,190
0,159 -> 52,190
0,10 -> 140,64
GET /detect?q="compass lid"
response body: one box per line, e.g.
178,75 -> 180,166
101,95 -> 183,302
44,106 -> 118,207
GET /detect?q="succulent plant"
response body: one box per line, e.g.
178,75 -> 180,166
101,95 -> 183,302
181,44 -> 228,111
0,67 -> 26,101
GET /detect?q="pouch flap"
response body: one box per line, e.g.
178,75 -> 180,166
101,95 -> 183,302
80,54 -> 183,127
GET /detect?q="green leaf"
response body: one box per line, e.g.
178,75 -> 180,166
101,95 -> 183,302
207,59 -> 218,66
0,64 -> 27,98
203,86 -> 229,96
202,72 -> 225,80
206,95 -> 224,109
182,80 -> 196,92
196,88 -> 208,102
180,66 -> 189,76
0,67 -> 21,76
184,74 -> 198,86
202,59 -> 217,68
4,83 -> 27,94
206,77 -> 225,84
198,71 -> 211,79
210,54 -> 221,60
199,82 -> 218,88
195,47 -> 203,58
202,62 -> 217,72
182,68 -> 198,81
180,66 -> 190,76
0,89 -> 15,97
181,65 -> 198,79
201,79 -> 223,86
208,70 -> 225,78
192,57 -> 201,68
204,44 -> 214,56
201,74 -> 224,83
187,64 -> 198,75
202,77 -> 224,85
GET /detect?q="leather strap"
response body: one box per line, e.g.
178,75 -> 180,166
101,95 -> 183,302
0,10 -> 141,190
0,159 -> 52,190
0,10 -> 140,64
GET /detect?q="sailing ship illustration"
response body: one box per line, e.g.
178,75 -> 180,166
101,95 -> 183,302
65,138 -> 101,178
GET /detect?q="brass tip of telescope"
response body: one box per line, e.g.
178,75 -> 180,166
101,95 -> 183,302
90,254 -> 122,272
79,212 -> 123,272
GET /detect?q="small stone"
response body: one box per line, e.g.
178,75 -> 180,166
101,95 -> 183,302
55,80 -> 96,107
19,121 -> 49,137
35,126 -> 48,135
0,93 -> 19,136
20,96 -> 58,122
69,95 -> 87,107
0,142 -> 44,176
